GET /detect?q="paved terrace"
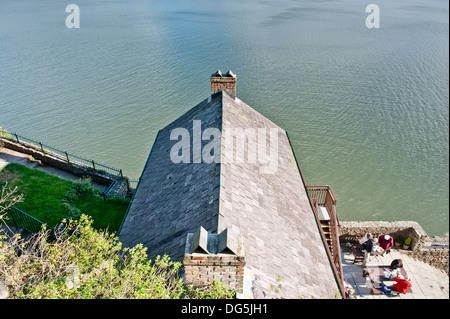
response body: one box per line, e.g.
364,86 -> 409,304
342,246 -> 449,299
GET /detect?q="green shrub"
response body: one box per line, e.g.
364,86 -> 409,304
404,237 -> 411,246
63,191 -> 79,202
70,178 -> 99,196
0,215 -> 235,299
61,202 -> 82,220
185,280 -> 236,299
61,178 -> 99,220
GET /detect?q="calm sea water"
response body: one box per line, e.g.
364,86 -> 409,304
0,0 -> 448,235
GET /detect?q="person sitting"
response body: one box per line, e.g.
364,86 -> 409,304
378,234 -> 394,254
360,234 -> 375,266
360,234 -> 374,251
390,259 -> 404,270
358,233 -> 372,245
393,276 -> 412,294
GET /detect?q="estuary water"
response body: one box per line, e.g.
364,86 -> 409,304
0,0 -> 448,235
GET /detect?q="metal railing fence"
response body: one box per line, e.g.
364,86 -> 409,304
1,128 -> 121,178
7,207 -> 53,233
1,128 -> 137,199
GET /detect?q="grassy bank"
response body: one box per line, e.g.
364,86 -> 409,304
0,163 -> 129,233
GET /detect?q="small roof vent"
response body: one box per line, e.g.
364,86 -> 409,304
190,226 -> 209,254
185,226 -> 244,256
217,228 -> 242,255
223,70 -> 236,78
211,70 -> 223,77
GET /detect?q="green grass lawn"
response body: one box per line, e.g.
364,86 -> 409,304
0,163 -> 130,233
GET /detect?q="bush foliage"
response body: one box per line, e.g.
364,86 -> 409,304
61,178 -> 99,220
0,215 -> 235,299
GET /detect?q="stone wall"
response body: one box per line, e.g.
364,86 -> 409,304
409,247 -> 449,276
339,221 -> 428,251
1,138 -> 114,186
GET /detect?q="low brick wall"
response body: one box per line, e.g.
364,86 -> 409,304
1,139 -> 114,186
339,221 -> 428,251
183,254 -> 245,290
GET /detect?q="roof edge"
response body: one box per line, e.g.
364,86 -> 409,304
284,130 -> 344,298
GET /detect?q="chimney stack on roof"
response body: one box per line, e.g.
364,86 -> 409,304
183,226 -> 245,292
210,70 -> 236,97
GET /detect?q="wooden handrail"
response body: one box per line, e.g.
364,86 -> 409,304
306,185 -> 337,205
306,185 -> 345,298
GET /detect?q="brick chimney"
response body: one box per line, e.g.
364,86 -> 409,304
183,226 -> 245,292
210,70 -> 237,97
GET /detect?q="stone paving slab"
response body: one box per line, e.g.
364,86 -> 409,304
342,246 -> 449,299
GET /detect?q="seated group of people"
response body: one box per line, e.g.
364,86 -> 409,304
359,233 -> 394,265
345,257 -> 412,298
353,233 -> 413,295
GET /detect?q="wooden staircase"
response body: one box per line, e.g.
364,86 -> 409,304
320,219 -> 333,252
306,185 -> 345,298
316,205 -> 333,253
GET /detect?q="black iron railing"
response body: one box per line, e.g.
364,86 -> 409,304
1,128 -> 121,177
1,128 -> 136,200
7,207 -> 53,233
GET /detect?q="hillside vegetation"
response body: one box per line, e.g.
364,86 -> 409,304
0,173 -> 235,299
0,214 -> 234,299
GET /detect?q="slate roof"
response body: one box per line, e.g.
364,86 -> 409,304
119,93 -> 222,262
119,90 -> 340,298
